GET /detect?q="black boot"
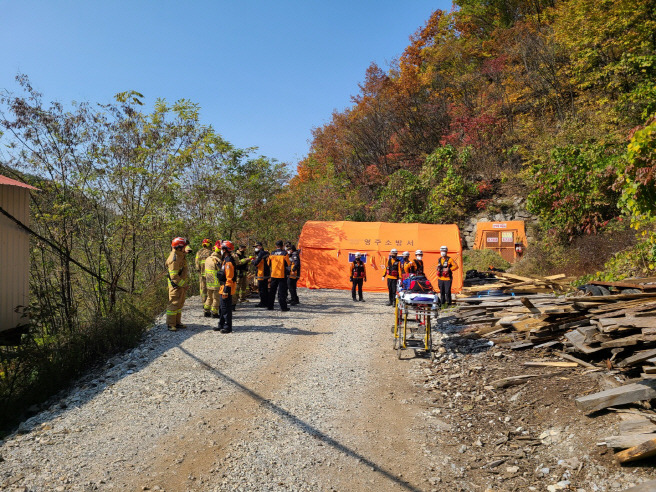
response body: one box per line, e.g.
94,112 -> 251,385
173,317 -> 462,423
204,311 -> 211,318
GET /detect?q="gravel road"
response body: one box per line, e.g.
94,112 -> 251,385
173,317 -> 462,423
0,289 -> 439,491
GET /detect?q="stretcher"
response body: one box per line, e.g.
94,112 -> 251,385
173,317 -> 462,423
393,282 -> 440,360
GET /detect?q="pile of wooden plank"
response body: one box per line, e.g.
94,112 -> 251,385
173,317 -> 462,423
451,293 -> 656,365
444,288 -> 656,463
462,271 -> 574,295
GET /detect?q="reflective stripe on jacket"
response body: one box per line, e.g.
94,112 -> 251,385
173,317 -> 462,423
205,253 -> 222,290
195,247 -> 212,274
268,249 -> 291,279
166,250 -> 188,288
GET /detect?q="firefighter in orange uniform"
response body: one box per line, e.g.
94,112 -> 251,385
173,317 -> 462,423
215,240 -> 236,333
405,249 -> 425,276
437,245 -> 458,306
350,252 -> 367,302
286,244 -> 301,305
267,240 -> 291,311
166,237 -> 190,331
195,238 -> 212,304
204,241 -> 223,318
382,248 -> 402,306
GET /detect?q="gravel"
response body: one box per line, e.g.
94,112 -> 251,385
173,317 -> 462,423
0,289 -> 435,491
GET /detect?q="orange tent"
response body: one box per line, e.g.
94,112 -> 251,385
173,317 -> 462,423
297,221 -> 463,293
473,221 -> 527,263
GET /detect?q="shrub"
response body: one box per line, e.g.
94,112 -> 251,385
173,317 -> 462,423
463,249 -> 510,272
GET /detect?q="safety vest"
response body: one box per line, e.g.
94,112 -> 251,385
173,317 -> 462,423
386,257 -> 401,279
407,259 -> 424,275
437,256 -> 453,280
351,260 -> 366,279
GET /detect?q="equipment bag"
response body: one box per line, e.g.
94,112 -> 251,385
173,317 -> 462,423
409,275 -> 433,293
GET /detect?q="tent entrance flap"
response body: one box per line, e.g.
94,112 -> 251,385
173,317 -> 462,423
298,221 -> 463,293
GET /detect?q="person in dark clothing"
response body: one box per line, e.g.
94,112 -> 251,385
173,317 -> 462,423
286,244 -> 301,305
267,240 -> 291,311
350,252 -> 367,302
382,248 -> 401,306
251,242 -> 270,307
214,240 -> 236,333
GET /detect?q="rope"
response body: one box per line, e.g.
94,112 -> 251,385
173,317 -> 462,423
0,204 -> 129,293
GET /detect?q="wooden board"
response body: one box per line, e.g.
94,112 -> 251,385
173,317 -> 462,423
565,330 -> 606,354
575,379 -> 656,414
615,437 -> 656,463
590,280 -> 656,291
523,361 -> 578,368
617,348 -> 656,368
603,433 -> 656,449
555,351 -> 596,369
619,418 -> 656,435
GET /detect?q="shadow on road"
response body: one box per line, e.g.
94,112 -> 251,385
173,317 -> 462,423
178,346 -> 422,492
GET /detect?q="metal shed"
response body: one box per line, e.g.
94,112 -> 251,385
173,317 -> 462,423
473,220 -> 527,263
0,174 -> 38,333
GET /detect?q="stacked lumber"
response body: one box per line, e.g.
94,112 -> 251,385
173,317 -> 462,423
462,271 -> 574,295
443,287 -> 656,463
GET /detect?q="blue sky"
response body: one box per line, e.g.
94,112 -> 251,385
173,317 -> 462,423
1,1 -> 451,167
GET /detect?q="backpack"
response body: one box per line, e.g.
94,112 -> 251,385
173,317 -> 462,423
409,275 -> 433,293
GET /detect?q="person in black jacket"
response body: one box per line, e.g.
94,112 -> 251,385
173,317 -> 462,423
350,252 -> 367,302
251,242 -> 270,307
286,243 -> 301,305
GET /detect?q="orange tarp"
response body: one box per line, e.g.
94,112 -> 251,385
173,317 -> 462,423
297,221 -> 463,293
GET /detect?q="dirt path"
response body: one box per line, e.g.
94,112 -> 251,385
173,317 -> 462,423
0,289 -> 436,491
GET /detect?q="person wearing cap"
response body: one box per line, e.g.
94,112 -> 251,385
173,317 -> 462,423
349,252 -> 367,302
267,240 -> 292,311
166,237 -> 190,331
251,242 -> 271,307
234,244 -> 253,304
406,249 -> 425,276
382,248 -> 402,306
437,245 -> 458,306
195,239 -> 212,305
286,244 -> 301,305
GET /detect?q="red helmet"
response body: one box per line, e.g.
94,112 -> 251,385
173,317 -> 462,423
222,240 -> 234,251
201,238 -> 211,247
214,240 -> 222,252
172,237 -> 187,249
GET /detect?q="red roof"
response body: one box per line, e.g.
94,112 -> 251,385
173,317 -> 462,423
0,174 -> 39,190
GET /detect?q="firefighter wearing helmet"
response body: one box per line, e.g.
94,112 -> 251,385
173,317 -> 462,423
204,240 -> 223,318
166,237 -> 190,331
406,249 -> 425,276
215,240 -> 236,333
349,252 -> 367,302
437,245 -> 458,306
382,248 -> 402,306
195,239 -> 212,304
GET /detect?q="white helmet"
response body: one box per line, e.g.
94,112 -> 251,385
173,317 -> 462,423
390,248 -> 398,254
354,252 -> 361,258
415,249 -> 423,255
402,251 -> 410,257
440,245 -> 448,252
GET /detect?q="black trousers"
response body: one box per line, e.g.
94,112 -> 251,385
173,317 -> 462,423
288,278 -> 299,303
438,279 -> 453,305
257,279 -> 269,306
352,278 -> 363,300
269,277 -> 288,310
387,278 -> 398,305
219,293 -> 232,331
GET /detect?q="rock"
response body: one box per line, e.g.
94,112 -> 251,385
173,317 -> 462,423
506,466 -> 519,474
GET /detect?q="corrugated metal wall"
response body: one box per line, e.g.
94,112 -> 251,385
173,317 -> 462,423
0,185 -> 30,332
